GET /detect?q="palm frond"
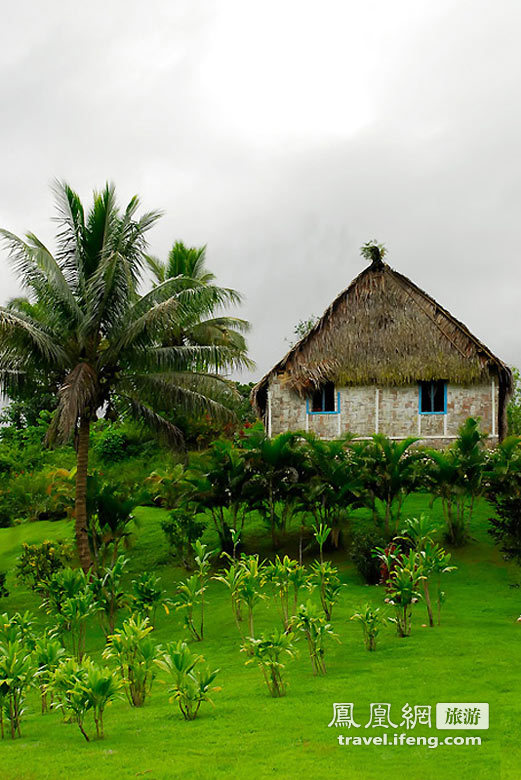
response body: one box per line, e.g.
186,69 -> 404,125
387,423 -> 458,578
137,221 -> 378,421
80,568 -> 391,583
0,307 -> 67,364
119,394 -> 184,448
48,362 -> 99,443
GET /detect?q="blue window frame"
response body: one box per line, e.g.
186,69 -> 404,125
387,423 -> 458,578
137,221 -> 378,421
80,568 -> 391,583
419,380 -> 447,415
306,382 -> 340,415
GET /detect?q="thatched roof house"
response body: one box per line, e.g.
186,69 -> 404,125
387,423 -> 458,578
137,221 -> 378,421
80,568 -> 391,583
251,250 -> 512,445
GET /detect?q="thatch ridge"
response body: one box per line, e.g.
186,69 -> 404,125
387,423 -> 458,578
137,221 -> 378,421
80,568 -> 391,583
251,260 -> 513,432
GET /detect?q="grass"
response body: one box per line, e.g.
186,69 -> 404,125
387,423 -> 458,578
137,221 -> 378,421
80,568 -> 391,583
0,495 -> 520,779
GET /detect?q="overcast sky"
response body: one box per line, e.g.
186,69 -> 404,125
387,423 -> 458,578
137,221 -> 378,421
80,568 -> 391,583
1,0 -> 520,382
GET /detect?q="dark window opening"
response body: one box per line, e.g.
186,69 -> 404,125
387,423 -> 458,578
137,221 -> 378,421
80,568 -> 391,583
311,381 -> 336,412
420,380 -> 446,413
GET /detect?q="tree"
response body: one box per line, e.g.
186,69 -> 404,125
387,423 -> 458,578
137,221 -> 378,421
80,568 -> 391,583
145,240 -> 250,363
507,368 -> 521,435
0,182 -> 249,570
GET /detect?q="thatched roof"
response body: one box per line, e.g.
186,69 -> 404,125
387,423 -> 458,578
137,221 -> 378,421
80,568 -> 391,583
251,255 -> 513,418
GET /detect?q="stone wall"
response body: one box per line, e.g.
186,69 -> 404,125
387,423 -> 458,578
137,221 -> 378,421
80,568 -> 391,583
266,377 -> 499,446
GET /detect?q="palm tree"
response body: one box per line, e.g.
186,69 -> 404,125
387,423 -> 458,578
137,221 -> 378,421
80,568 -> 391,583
145,241 -> 250,361
0,182 -> 250,571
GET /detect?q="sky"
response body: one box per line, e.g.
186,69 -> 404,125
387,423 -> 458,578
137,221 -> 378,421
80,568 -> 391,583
1,0 -> 520,383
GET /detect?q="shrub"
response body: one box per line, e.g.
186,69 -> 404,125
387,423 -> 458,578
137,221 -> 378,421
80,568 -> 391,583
51,657 -> 121,741
131,572 -> 171,628
174,542 -> 213,641
17,540 -> 73,593
242,628 -> 297,698
103,616 -> 159,708
0,642 -> 34,738
351,604 -> 386,651
94,428 -> 129,463
42,568 -> 99,659
308,560 -> 343,620
0,573 -> 9,600
290,601 -> 337,675
161,509 -> 205,569
350,529 -> 387,584
89,556 -> 130,636
264,555 -> 308,631
156,641 -> 220,721
33,634 -> 66,713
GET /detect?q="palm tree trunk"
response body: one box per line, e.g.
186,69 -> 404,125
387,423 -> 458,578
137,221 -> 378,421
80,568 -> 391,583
75,416 -> 92,572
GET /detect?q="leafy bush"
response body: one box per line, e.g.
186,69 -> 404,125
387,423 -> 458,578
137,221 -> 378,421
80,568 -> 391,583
33,634 -> 66,713
350,529 -> 387,584
86,473 -> 140,567
131,573 -> 171,628
156,641 -> 220,720
0,573 -> 9,600
290,601 -> 337,675
103,616 -> 159,708
0,641 -> 34,738
51,657 -> 122,741
17,540 -> 73,593
242,628 -> 297,698
351,604 -> 386,651
89,556 -> 130,636
161,509 -> 205,569
94,428 -> 129,463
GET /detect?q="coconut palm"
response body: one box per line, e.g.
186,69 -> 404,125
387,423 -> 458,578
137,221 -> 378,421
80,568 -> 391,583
0,182 -> 250,571
145,240 -> 250,360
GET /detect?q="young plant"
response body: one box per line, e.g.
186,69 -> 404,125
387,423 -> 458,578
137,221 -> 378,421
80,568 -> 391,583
427,545 -> 457,625
175,574 -> 204,642
174,542 -> 213,641
0,573 -> 9,600
312,523 -> 331,564
155,640 -> 220,721
51,657 -> 121,741
290,601 -> 337,675
160,508 -> 205,569
350,604 -> 386,651
193,541 -> 213,641
82,662 -> 122,739
33,634 -> 66,713
103,615 -> 160,707
264,555 -> 302,631
0,642 -> 34,738
213,558 -> 247,633
90,556 -> 130,636
242,628 -> 297,697
382,549 -> 424,637
237,554 -> 265,640
53,587 -> 100,660
131,572 -> 171,628
308,560 -> 343,620
398,515 -> 456,627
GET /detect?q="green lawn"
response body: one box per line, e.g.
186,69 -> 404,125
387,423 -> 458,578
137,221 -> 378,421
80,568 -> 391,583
1,497 -> 520,780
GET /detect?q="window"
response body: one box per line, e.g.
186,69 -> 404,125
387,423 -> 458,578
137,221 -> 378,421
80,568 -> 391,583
419,380 -> 446,414
310,381 -> 337,413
